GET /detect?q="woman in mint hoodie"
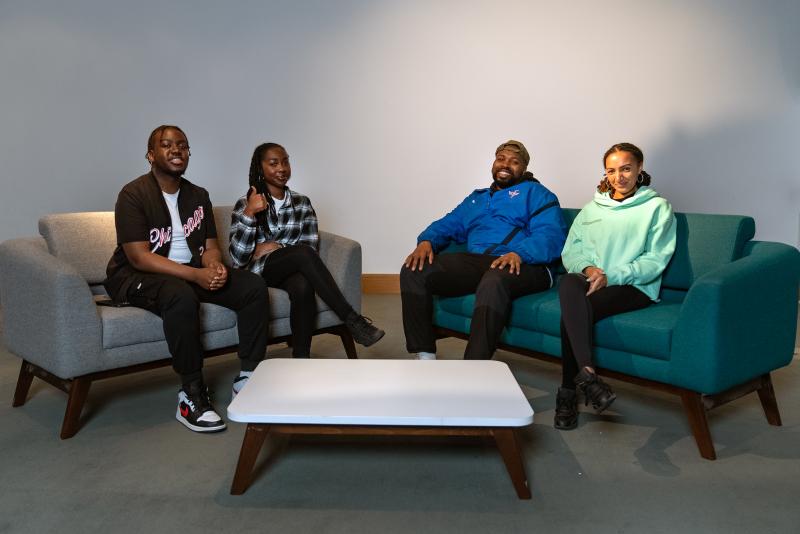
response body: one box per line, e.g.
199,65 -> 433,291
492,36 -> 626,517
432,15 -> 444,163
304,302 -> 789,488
554,142 -> 676,430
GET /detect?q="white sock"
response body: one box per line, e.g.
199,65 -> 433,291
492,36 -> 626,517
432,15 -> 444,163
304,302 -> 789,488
417,352 -> 437,360
238,371 -> 253,379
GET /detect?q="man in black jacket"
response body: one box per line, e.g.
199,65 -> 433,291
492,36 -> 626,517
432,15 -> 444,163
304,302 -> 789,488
104,125 -> 269,433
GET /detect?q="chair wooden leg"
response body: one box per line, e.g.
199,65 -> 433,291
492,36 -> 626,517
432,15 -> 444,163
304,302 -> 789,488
756,373 -> 782,426
680,390 -> 716,460
12,360 -> 35,407
60,377 -> 91,439
335,325 -> 358,359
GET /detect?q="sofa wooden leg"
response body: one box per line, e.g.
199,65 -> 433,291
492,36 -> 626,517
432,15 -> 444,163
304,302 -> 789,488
335,325 -> 358,359
60,377 -> 91,439
680,390 -> 716,460
756,373 -> 782,426
12,360 -> 36,407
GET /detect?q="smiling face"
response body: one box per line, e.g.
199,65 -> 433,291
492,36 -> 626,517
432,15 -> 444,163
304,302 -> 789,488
147,127 -> 189,178
491,149 -> 527,188
604,150 -> 643,199
260,146 -> 291,197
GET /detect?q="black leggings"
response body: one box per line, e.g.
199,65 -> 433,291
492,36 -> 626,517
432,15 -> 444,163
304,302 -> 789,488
261,245 -> 355,357
558,273 -> 651,388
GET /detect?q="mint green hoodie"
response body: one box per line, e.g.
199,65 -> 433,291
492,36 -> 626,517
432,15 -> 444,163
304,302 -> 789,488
561,186 -> 677,301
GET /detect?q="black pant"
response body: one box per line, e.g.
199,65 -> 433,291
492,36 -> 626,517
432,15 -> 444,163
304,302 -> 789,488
123,268 -> 270,382
261,245 -> 355,357
400,252 -> 552,359
558,273 -> 652,387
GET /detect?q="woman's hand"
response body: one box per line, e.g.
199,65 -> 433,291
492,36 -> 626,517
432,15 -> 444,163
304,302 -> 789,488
244,186 -> 268,218
253,241 -> 283,259
583,266 -> 607,295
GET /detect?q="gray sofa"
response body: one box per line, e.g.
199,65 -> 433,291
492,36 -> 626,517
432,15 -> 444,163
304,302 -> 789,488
0,206 -> 363,438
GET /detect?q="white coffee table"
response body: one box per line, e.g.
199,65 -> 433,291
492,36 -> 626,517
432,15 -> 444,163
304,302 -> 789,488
227,358 -> 534,498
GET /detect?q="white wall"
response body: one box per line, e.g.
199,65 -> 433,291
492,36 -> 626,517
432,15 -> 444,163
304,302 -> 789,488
1,0 -> 798,272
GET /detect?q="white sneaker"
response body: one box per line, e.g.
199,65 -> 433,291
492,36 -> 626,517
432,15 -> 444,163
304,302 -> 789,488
232,371 -> 253,398
416,352 -> 437,360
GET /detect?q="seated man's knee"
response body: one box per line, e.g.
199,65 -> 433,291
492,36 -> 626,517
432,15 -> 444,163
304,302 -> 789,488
239,270 -> 269,302
162,280 -> 199,316
400,264 -> 422,287
476,268 -> 511,293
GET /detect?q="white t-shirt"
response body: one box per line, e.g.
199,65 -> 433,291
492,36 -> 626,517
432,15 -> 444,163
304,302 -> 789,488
162,190 -> 193,264
272,194 -> 287,212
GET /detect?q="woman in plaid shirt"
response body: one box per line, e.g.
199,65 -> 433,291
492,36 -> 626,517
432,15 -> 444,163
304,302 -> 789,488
229,143 -> 384,368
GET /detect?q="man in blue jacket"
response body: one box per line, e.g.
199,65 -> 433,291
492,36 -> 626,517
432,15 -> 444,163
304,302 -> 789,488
401,140 -> 567,360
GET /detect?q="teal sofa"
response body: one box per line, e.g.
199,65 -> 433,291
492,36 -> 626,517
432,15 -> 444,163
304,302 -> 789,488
433,209 -> 800,459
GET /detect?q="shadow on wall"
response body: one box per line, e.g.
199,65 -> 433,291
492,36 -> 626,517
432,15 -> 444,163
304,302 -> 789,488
647,108 -> 800,247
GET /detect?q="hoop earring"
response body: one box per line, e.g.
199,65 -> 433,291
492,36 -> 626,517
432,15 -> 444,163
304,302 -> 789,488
637,173 -> 644,184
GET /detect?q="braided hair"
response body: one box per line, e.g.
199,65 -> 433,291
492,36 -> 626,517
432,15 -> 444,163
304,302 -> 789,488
247,142 -> 286,234
147,125 -> 187,152
597,142 -> 651,196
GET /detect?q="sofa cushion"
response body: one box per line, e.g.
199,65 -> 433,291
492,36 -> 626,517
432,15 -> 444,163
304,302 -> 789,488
436,290 -> 679,360
39,212 -> 116,285
98,287 -> 330,349
99,302 -> 238,349
661,213 -> 754,291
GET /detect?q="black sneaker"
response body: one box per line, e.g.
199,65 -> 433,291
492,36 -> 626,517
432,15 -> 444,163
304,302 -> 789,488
176,382 -> 226,433
345,313 -> 385,347
554,387 -> 578,430
574,368 -> 616,413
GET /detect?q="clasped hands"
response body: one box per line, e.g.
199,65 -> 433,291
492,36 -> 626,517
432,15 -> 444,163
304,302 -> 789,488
196,261 -> 228,291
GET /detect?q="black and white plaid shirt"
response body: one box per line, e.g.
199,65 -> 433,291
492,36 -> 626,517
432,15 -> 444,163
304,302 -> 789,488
229,189 -> 319,274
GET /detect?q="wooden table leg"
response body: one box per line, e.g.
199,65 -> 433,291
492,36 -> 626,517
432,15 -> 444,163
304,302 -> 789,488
492,428 -> 531,499
230,423 -> 270,495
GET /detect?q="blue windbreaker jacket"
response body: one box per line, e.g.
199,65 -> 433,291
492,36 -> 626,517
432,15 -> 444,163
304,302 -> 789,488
418,179 -> 567,265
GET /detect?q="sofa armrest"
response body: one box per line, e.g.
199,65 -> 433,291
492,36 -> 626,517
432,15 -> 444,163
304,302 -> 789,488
670,241 -> 800,393
0,237 -> 103,379
317,230 -> 363,314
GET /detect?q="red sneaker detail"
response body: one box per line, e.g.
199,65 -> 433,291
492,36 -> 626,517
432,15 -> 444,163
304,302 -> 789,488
180,405 -> 189,418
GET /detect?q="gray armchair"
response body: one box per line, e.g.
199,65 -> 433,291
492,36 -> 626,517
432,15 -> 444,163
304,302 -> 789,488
0,206 -> 363,438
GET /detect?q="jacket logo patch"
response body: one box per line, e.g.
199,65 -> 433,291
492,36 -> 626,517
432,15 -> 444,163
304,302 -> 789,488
508,189 -> 520,199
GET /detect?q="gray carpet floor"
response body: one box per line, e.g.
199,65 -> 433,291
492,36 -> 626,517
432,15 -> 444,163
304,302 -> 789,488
1,295 -> 799,533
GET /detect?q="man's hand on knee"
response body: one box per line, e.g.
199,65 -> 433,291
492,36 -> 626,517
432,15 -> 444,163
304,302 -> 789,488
404,241 -> 435,271
490,252 -> 522,275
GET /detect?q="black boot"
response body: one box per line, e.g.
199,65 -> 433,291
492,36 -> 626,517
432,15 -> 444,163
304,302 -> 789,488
554,387 -> 578,430
345,312 -> 385,347
574,368 -> 616,413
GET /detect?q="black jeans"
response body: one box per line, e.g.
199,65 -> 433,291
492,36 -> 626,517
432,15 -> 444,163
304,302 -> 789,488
558,273 -> 652,387
400,252 -> 552,359
122,268 -> 270,383
261,245 -> 355,357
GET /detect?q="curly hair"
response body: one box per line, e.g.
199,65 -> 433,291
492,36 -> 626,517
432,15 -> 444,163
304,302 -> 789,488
597,142 -> 651,195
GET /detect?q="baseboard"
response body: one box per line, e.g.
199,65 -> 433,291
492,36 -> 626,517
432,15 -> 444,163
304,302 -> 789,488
362,274 -> 400,294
